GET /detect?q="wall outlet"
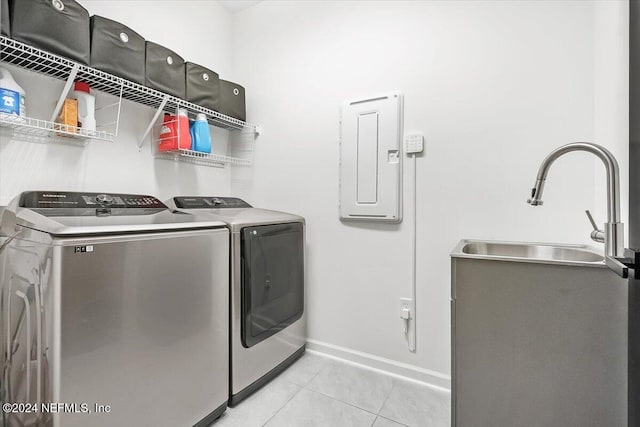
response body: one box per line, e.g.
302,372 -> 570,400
400,297 -> 412,318
400,297 -> 416,351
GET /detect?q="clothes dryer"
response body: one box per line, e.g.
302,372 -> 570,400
166,196 -> 305,406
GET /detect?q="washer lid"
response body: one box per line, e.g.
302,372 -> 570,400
165,196 -> 305,231
5,191 -> 227,236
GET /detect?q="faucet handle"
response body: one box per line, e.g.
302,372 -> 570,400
585,210 -> 599,230
585,210 -> 605,243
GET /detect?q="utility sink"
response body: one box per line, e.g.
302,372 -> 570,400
450,239 -> 626,426
459,241 -> 604,264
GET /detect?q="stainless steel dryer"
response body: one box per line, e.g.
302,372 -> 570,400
166,196 -> 306,406
0,191 -> 230,427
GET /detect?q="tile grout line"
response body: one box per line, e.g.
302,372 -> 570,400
324,357 -> 417,427
302,387 -> 385,420
301,360 -> 329,388
376,414 -> 411,427
258,355 -> 328,426
259,356 -> 415,427
260,382 -> 303,427
239,355 -> 415,427
304,361 -> 400,421
376,377 -> 397,417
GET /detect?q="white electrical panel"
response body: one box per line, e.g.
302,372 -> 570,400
339,92 -> 403,222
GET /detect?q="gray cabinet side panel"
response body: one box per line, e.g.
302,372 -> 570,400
453,259 -> 627,427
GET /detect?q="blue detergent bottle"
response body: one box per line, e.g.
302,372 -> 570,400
190,113 -> 212,153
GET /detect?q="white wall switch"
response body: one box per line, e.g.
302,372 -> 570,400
404,134 -> 424,154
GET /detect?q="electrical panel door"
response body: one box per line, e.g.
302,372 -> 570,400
339,92 -> 403,222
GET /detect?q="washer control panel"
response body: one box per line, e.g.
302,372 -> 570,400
173,196 -> 252,209
20,191 -> 167,210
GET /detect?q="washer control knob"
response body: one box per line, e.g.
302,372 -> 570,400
95,194 -> 114,205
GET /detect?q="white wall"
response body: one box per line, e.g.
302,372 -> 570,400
0,0 -> 629,390
0,1 -> 236,205
231,0 -> 628,386
593,1 -> 629,238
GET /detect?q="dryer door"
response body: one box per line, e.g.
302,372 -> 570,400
241,222 -> 304,348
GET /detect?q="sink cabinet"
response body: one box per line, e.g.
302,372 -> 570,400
451,240 -> 627,427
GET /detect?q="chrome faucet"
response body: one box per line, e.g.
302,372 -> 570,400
527,142 -> 624,258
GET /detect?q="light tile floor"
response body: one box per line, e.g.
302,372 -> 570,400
212,352 -> 450,427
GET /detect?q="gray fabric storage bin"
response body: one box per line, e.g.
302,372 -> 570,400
219,80 -> 246,122
10,0 -> 90,64
185,62 -> 220,111
145,41 -> 185,99
1,0 -> 9,37
90,16 -> 145,85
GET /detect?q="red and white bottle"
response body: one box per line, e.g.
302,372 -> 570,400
69,81 -> 96,134
158,108 -> 192,151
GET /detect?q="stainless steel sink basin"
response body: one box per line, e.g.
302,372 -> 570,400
452,240 -> 604,265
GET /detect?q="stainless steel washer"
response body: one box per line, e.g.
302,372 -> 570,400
166,196 -> 306,406
0,191 -> 229,427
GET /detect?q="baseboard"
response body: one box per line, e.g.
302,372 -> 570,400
306,338 -> 451,391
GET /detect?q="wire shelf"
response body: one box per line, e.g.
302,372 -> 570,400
0,36 -> 257,132
0,113 -> 115,143
155,149 -> 252,168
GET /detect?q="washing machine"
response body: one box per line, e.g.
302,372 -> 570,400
166,196 -> 306,406
0,191 -> 229,427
